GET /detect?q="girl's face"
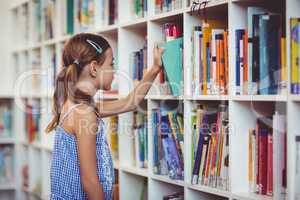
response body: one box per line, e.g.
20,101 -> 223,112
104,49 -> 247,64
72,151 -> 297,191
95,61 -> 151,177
96,48 -> 115,90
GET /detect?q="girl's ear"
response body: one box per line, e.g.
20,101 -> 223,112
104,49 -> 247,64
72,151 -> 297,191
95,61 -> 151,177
89,60 -> 98,78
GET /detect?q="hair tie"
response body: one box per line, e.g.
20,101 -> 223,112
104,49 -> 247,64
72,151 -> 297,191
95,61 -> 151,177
73,59 -> 80,65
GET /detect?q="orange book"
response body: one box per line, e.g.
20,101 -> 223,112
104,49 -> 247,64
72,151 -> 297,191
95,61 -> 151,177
219,35 -> 225,95
217,127 -> 225,177
243,31 -> 248,94
202,25 -> 211,95
204,136 -> 212,183
216,35 -> 221,94
224,31 -> 229,94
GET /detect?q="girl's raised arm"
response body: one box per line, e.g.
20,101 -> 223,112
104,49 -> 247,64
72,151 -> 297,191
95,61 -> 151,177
96,47 -> 164,118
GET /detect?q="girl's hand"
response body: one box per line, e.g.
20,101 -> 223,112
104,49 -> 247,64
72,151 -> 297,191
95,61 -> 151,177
153,45 -> 165,70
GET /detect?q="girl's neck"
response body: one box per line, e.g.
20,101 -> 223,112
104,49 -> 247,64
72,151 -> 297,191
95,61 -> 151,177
75,81 -> 97,97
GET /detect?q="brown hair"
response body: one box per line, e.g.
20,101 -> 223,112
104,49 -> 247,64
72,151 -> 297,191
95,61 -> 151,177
45,33 -> 111,133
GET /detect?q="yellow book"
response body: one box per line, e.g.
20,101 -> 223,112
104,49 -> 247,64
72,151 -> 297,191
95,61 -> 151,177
291,18 -> 299,94
248,129 -> 253,185
281,37 -> 287,93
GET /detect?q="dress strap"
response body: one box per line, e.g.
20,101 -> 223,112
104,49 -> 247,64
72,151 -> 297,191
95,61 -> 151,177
58,104 -> 83,126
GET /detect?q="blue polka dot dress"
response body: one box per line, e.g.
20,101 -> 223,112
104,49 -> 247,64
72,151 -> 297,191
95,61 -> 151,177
50,104 -> 114,200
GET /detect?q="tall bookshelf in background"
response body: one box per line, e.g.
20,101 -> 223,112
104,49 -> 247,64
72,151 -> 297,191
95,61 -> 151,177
3,0 -> 299,200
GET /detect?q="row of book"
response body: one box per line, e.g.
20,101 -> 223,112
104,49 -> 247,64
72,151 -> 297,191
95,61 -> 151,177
152,108 -> 184,180
235,8 -> 286,95
130,45 -> 147,84
131,0 -> 147,19
0,145 -> 14,185
133,111 -> 148,168
291,18 -> 300,94
155,0 -> 182,14
156,23 -> 183,96
60,0 -> 118,35
25,99 -> 41,144
0,104 -> 12,138
248,112 -> 287,198
191,23 -> 229,95
191,102 -> 229,191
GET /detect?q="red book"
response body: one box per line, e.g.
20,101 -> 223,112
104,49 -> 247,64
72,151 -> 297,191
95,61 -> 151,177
258,129 -> 268,195
267,133 -> 273,196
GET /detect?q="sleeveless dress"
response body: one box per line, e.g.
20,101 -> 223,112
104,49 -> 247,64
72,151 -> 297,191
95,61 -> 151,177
50,104 -> 114,200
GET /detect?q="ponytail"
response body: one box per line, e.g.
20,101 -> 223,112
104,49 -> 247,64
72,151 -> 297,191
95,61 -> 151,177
45,63 -> 79,133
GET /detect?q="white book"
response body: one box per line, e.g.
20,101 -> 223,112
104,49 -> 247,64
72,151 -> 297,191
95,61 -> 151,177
247,7 -> 267,95
273,112 -> 286,200
295,135 -> 300,200
239,39 -> 244,95
134,128 -> 140,167
193,28 -> 201,96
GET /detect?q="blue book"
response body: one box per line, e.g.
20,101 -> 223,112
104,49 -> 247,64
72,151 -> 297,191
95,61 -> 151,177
235,29 -> 245,95
152,109 -> 160,173
191,113 -> 206,184
161,115 -> 183,180
206,42 -> 211,93
258,14 -> 281,95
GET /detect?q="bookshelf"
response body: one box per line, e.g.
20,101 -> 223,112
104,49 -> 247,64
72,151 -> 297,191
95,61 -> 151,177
1,0 -> 299,200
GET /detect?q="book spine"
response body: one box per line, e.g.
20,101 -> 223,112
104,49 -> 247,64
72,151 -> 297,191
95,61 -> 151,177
243,31 -> 248,95
291,18 -> 300,94
267,132 -> 273,196
258,129 -> 268,195
239,36 -> 244,95
296,135 -> 300,199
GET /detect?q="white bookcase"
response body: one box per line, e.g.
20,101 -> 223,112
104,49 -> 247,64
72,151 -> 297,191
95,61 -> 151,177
0,0 -> 298,200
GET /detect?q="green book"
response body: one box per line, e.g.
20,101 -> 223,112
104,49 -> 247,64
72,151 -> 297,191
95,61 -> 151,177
67,0 -> 74,34
160,37 -> 183,96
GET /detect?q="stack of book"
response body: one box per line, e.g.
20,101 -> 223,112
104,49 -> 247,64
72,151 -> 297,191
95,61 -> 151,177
158,23 -> 183,96
43,0 -> 56,40
0,145 -> 14,184
191,24 -> 229,95
155,0 -> 182,14
25,99 -> 41,144
248,112 -> 287,198
191,102 -> 229,190
107,116 -> 118,161
130,44 -> 147,85
133,111 -> 148,168
76,0 -> 118,32
0,104 -> 12,138
152,108 -> 184,180
291,18 -> 300,94
131,0 -> 147,19
235,8 -> 286,95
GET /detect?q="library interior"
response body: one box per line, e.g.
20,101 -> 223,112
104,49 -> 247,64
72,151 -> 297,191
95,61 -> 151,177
0,0 -> 299,199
